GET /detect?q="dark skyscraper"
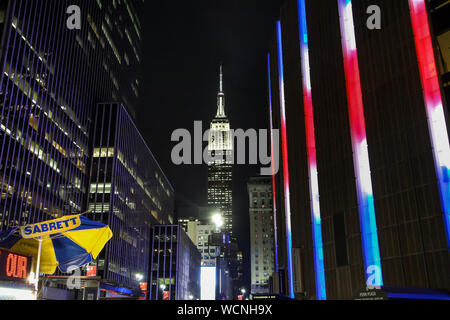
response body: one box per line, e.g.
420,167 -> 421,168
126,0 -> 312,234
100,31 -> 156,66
0,0 -> 143,229
149,225 -> 201,301
0,0 -> 175,299
207,65 -> 233,235
269,0 -> 450,300
88,103 -> 174,295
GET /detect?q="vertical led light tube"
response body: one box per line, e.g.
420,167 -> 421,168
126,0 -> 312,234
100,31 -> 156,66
337,0 -> 383,285
276,21 -> 295,298
409,0 -> 450,250
268,53 -> 280,273
297,0 -> 327,300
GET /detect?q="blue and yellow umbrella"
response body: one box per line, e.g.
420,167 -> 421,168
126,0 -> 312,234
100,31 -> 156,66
0,214 -> 112,275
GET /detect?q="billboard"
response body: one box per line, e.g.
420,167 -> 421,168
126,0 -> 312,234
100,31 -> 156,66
200,266 -> 216,300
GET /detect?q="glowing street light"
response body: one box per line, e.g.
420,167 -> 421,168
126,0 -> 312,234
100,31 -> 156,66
135,273 -> 144,281
212,212 -> 224,230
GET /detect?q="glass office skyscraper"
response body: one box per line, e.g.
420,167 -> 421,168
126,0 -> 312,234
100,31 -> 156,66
149,225 -> 201,301
88,103 -> 174,293
0,0 -> 143,230
0,0 -> 175,299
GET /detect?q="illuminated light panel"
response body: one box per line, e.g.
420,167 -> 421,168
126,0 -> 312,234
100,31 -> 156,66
337,0 -> 383,285
200,266 -> 217,300
276,21 -> 295,299
0,287 -> 36,300
298,0 -> 326,300
268,53 -> 279,273
408,0 -> 450,250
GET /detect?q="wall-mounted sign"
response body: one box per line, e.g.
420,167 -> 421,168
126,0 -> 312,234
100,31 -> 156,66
0,248 -> 31,281
139,282 -> 147,291
86,266 -> 97,277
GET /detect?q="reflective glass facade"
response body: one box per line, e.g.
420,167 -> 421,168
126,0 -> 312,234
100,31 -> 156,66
0,0 -> 144,229
89,102 -> 174,290
149,225 -> 201,300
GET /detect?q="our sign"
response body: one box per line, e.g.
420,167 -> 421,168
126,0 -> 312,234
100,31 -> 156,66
20,215 -> 81,239
0,248 -> 31,281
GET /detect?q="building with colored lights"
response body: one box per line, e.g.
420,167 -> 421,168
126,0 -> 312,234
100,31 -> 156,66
429,0 -> 450,109
269,0 -> 450,300
149,225 -> 201,300
247,177 -> 276,295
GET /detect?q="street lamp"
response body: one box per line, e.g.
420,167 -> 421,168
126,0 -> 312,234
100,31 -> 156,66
241,288 -> 246,295
212,212 -> 224,231
135,273 -> 144,281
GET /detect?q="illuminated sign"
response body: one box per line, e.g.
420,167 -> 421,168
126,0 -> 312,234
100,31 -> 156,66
0,287 -> 35,300
163,290 -> 170,301
139,282 -> 148,291
86,266 -> 97,277
0,248 -> 31,282
20,215 -> 81,239
200,266 -> 216,300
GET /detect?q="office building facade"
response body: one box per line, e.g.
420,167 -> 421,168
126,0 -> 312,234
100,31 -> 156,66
0,0 -> 144,222
248,177 -> 276,295
181,218 -> 220,267
0,0 -> 176,299
269,0 -> 450,300
149,225 -> 201,300
429,0 -> 450,107
88,102 -> 174,295
0,0 -> 144,234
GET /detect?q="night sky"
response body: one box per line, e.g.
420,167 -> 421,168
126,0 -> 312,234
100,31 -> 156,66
139,0 -> 285,289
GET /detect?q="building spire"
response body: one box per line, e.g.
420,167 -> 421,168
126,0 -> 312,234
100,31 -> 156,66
216,63 -> 226,118
220,64 -> 223,93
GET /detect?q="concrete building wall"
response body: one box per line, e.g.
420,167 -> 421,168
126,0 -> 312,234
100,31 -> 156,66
248,177 -> 275,295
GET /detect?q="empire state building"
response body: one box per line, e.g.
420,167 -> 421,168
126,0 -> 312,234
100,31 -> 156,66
207,65 -> 233,234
